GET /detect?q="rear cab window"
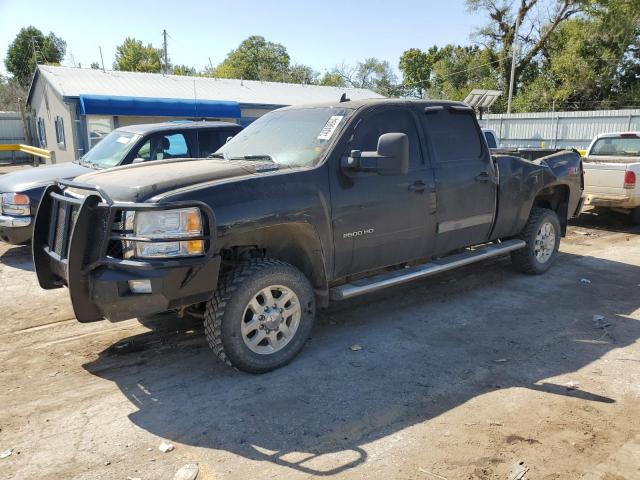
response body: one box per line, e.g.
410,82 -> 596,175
589,135 -> 640,159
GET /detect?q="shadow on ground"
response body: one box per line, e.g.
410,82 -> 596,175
0,244 -> 33,271
571,207 -> 640,234
83,250 -> 640,476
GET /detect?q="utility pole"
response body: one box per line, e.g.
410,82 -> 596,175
507,14 -> 520,114
162,29 -> 169,74
99,46 -> 106,72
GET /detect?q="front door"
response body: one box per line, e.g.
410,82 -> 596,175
330,107 -> 435,278
421,106 -> 497,255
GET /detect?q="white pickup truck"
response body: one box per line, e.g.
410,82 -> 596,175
583,132 -> 640,224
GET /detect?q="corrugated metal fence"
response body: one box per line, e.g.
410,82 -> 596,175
0,111 -> 28,162
482,109 -> 640,149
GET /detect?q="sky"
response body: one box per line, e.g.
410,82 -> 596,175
0,0 -> 484,77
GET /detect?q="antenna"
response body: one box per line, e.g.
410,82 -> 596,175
339,93 -> 350,103
99,46 -> 105,72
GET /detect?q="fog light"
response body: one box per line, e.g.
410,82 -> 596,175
128,279 -> 152,294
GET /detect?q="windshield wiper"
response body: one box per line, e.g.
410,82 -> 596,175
208,152 -> 227,159
229,154 -> 275,162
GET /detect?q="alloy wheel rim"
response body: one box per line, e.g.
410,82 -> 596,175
534,221 -> 556,263
241,285 -> 301,354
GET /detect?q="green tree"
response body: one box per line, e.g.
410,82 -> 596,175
212,36 -> 290,81
90,61 -> 100,69
284,63 -> 318,84
319,72 -> 347,87
172,64 -> 197,76
399,47 -> 438,97
0,74 -> 27,111
113,38 -> 162,72
515,0 -> 640,111
329,58 -> 401,96
468,0 -> 585,97
4,26 -> 66,87
399,45 -> 501,102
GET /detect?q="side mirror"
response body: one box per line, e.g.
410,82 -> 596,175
132,157 -> 145,164
342,133 -> 409,176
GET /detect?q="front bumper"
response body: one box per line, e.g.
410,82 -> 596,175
0,214 -> 33,244
33,182 -> 220,323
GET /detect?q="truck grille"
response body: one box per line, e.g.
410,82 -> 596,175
48,196 -> 80,260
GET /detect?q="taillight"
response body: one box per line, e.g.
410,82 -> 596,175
624,170 -> 636,189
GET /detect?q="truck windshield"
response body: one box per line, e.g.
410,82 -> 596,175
590,136 -> 640,157
79,131 -> 141,169
216,107 -> 353,167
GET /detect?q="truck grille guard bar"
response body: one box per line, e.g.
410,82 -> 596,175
33,179 -> 217,287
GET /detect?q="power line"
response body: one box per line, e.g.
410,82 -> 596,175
402,57 -> 507,89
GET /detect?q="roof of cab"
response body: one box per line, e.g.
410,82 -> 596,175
116,120 -> 242,135
277,98 -> 470,111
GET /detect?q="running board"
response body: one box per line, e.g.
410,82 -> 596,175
329,239 -> 526,301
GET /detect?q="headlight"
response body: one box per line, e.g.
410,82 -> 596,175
124,207 -> 205,259
0,193 -> 31,216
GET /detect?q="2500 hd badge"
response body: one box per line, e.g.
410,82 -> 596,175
343,228 -> 375,238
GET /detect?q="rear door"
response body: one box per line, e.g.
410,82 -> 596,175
330,106 -> 435,277
421,106 -> 497,255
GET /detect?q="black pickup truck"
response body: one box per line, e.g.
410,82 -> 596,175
32,99 -> 583,373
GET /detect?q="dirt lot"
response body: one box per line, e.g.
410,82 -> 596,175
0,209 -> 639,480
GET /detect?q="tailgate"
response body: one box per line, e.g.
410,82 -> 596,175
583,160 -> 629,195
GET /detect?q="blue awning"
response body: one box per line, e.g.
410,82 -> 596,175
79,94 -> 241,118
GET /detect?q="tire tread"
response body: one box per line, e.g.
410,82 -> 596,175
511,207 -> 559,274
204,258 -> 296,369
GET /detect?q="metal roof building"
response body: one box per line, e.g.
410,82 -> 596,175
27,65 -> 382,163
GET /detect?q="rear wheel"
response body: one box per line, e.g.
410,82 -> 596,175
511,207 -> 561,274
631,207 -> 640,225
204,258 -> 316,373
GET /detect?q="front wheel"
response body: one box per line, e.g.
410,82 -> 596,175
204,258 -> 316,373
511,207 -> 561,274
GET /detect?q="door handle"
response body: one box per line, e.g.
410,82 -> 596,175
475,172 -> 490,183
408,180 -> 426,193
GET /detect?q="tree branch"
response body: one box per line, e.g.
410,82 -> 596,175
517,0 -> 578,70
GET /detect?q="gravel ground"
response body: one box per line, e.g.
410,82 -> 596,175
0,208 -> 638,480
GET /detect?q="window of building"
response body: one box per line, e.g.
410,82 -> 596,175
87,115 -> 114,149
36,118 -> 47,148
54,116 -> 65,147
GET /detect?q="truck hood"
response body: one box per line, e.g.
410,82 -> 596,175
0,163 -> 92,193
71,158 -> 276,202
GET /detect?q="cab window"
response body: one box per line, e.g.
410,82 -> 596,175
350,109 -> 423,170
133,133 -> 191,161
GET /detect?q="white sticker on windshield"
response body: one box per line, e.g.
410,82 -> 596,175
116,136 -> 131,144
317,115 -> 344,140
